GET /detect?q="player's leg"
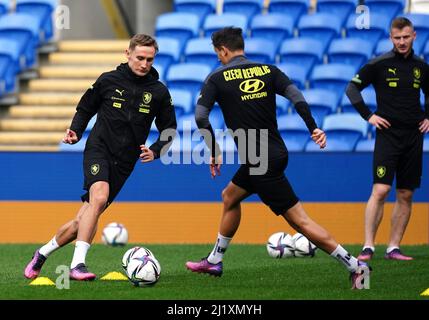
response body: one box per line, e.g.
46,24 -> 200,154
358,183 -> 391,260
186,165 -> 252,276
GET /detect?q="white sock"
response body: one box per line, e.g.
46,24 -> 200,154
39,236 -> 60,257
330,245 -> 359,273
70,241 -> 90,269
386,246 -> 399,253
207,233 -> 232,264
363,246 -> 375,252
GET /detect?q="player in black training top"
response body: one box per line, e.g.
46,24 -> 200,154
24,34 -> 177,281
186,27 -> 369,289
346,17 -> 429,261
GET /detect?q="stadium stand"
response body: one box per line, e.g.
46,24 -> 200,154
268,0 -> 310,27
0,0 -> 10,16
345,12 -> 391,43
410,0 -> 429,13
375,38 -> 393,56
277,63 -> 307,89
278,113 -> 310,151
184,37 -> 220,68
223,0 -> 265,18
250,13 -> 294,50
300,88 -> 338,124
203,13 -> 248,37
365,0 -> 406,20
316,0 -> 358,26
244,37 -> 277,63
355,138 -> 375,152
340,87 -> 377,114
327,38 -> 374,68
174,0 -> 217,20
154,37 -> 181,73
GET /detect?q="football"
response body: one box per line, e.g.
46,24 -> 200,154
292,233 -> 317,257
101,222 -> 128,246
266,232 -> 295,258
122,246 -> 161,287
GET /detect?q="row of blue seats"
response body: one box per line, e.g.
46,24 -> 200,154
0,0 -> 57,97
173,0 -> 408,26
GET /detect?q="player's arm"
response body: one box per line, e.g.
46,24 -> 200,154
144,90 -> 177,161
66,77 -> 103,143
346,63 -> 390,129
419,64 -> 429,133
195,77 -> 222,178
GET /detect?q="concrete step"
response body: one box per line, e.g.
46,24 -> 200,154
8,105 -> 76,118
0,119 -> 70,131
28,79 -> 92,92
0,145 -> 59,151
39,65 -> 115,78
0,132 -> 63,145
19,93 -> 81,105
58,40 -> 128,52
49,52 -> 125,65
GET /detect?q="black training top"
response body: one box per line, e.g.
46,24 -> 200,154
70,63 -> 177,163
350,49 -> 429,128
197,55 -> 317,161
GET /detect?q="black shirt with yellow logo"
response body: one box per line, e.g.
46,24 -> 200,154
70,63 -> 176,162
197,55 -> 317,161
350,49 -> 429,128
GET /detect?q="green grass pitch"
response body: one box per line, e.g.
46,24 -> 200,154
1,244 -> 428,300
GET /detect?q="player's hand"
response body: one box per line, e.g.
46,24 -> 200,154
210,155 -> 222,179
368,114 -> 391,130
419,118 -> 429,133
311,128 -> 327,149
139,145 -> 155,163
62,129 -> 78,144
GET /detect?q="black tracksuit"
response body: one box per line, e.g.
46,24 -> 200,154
70,63 -> 177,203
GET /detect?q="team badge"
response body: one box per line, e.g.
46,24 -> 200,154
413,67 -> 421,79
91,164 -> 100,175
376,166 -> 386,178
143,92 -> 152,104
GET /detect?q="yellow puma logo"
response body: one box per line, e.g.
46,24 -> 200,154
388,68 -> 396,75
115,89 -> 124,96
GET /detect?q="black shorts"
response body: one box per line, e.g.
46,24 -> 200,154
81,151 -> 136,205
232,155 -> 299,215
373,127 -> 423,190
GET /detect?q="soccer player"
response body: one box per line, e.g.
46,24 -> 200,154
346,17 -> 429,261
24,34 -> 177,280
185,27 -> 370,289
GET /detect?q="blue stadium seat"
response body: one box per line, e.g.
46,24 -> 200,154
300,89 -> 338,124
208,105 -> 225,129
365,0 -> 405,20
0,13 -> 40,69
174,0 -> 216,20
16,0 -> 57,42
166,63 -> 212,100
297,13 -> 342,52
341,87 -> 377,114
0,0 -> 10,16
203,13 -> 248,37
276,94 -> 290,114
309,113 -> 368,151
375,38 -> 392,56
184,37 -> 219,69
309,63 -> 357,102
170,88 -> 193,118
355,138 -> 375,152
279,38 -> 324,77
277,63 -> 307,90
328,38 -> 374,68
268,0 -> 310,27
424,135 -> 429,152
250,13 -> 294,50
404,13 -> 429,55
155,13 -> 200,51
305,138 -> 356,151
223,0 -> 264,19
316,0 -> 358,26
245,38 -> 277,63
0,39 -> 20,93
153,64 -> 165,83
155,37 -> 181,72
278,114 -> 310,151
345,12 -> 390,43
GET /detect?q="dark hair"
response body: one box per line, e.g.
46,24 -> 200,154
129,34 -> 159,53
391,17 -> 414,31
211,27 -> 244,51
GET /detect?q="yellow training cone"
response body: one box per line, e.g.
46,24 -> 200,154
29,277 -> 55,286
420,288 -> 429,296
100,272 -> 128,281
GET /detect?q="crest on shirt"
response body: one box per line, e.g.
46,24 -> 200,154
143,92 -> 152,104
91,164 -> 100,176
376,166 -> 386,178
413,67 -> 421,79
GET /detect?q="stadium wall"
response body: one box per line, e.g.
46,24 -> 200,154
0,152 -> 428,244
